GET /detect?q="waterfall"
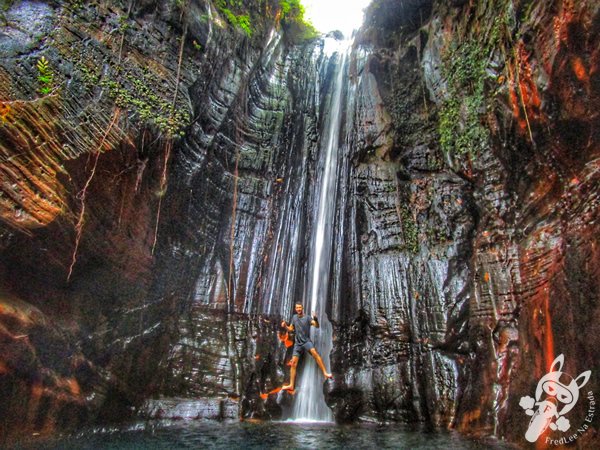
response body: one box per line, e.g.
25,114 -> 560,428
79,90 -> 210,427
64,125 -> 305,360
291,38 -> 351,422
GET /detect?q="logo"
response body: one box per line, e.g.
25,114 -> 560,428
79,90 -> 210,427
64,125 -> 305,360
519,354 -> 593,443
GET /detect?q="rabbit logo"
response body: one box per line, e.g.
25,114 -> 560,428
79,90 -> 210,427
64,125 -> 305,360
519,354 -> 591,443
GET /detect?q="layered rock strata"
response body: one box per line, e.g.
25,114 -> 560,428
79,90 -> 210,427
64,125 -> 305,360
0,1 -> 598,448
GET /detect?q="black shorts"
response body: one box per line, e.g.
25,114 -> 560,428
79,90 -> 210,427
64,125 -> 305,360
292,341 -> 314,357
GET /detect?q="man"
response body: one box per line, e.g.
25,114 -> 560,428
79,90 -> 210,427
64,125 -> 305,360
281,302 -> 333,391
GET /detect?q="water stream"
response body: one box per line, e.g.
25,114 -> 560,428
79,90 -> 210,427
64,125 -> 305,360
13,421 -> 516,450
291,38 -> 351,422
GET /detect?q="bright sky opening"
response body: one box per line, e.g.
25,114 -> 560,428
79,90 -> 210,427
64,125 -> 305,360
302,0 -> 372,37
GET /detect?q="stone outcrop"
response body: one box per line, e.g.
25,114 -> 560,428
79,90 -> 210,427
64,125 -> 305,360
324,1 -> 599,448
0,0 -> 302,441
0,0 -> 598,448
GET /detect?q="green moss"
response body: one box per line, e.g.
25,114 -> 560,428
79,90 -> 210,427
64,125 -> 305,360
67,0 -> 83,10
79,65 -> 100,85
400,204 -> 419,254
51,2 -> 190,138
118,14 -> 129,32
426,224 -> 450,245
214,0 -> 317,41
280,0 -> 319,42
439,40 -> 490,157
98,68 -> 189,137
1,0 -> 14,22
236,13 -> 252,37
438,8 -> 510,159
217,0 -> 253,37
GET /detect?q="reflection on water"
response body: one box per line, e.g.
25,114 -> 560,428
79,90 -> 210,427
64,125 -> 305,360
12,420 -> 518,450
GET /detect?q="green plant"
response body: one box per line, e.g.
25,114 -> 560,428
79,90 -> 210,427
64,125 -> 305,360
279,0 -> 319,42
438,6 -> 510,159
438,85 -> 489,157
400,204 -> 419,254
79,65 -> 100,85
36,56 -> 54,95
216,0 -> 253,37
236,13 -> 252,37
1,0 -> 14,24
100,69 -> 190,137
68,0 -> 83,10
280,0 -> 306,20
439,39 -> 490,157
118,14 -> 129,32
213,0 -> 316,41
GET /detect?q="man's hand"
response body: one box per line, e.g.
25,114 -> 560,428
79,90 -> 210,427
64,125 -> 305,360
311,312 -> 319,328
281,320 -> 287,328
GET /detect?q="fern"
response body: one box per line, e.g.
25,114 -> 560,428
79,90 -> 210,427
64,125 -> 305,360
217,1 -> 253,37
236,14 -> 252,37
36,56 -> 54,95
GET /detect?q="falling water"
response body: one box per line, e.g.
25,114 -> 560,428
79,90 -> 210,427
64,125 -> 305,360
291,38 -> 351,422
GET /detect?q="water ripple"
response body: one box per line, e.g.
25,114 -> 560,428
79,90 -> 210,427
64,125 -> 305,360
12,421 -> 518,450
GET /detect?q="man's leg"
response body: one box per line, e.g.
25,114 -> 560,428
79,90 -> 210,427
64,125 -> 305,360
282,356 -> 299,390
309,348 -> 332,379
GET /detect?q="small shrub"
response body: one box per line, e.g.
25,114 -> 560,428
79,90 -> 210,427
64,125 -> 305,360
280,0 -> 319,42
36,56 -> 54,95
438,24 -> 500,158
216,0 -> 253,37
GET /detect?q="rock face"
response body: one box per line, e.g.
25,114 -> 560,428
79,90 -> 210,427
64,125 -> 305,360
0,0 -> 598,448
326,0 -> 599,446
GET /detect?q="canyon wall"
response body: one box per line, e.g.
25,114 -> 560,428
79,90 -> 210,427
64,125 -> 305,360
0,0 -> 598,448
325,1 -> 599,447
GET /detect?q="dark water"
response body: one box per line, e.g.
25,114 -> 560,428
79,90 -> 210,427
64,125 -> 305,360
12,420 -> 518,450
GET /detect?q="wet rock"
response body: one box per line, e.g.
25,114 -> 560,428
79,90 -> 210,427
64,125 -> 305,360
326,30 -> 344,40
323,378 -> 364,423
276,389 -> 295,416
0,292 -> 111,442
140,397 -> 238,420
264,394 -> 283,419
0,2 -> 56,56
0,1 -> 598,449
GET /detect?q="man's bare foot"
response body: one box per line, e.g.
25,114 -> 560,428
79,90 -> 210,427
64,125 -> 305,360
324,372 -> 333,380
282,384 -> 294,391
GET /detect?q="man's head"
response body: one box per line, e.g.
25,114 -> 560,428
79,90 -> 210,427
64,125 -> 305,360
295,303 -> 304,315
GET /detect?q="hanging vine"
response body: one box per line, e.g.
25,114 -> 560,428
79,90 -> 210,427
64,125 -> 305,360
151,0 -> 189,255
67,108 -> 121,281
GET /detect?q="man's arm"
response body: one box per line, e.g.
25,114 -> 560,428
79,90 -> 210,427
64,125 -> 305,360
311,312 -> 319,328
281,318 -> 294,332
